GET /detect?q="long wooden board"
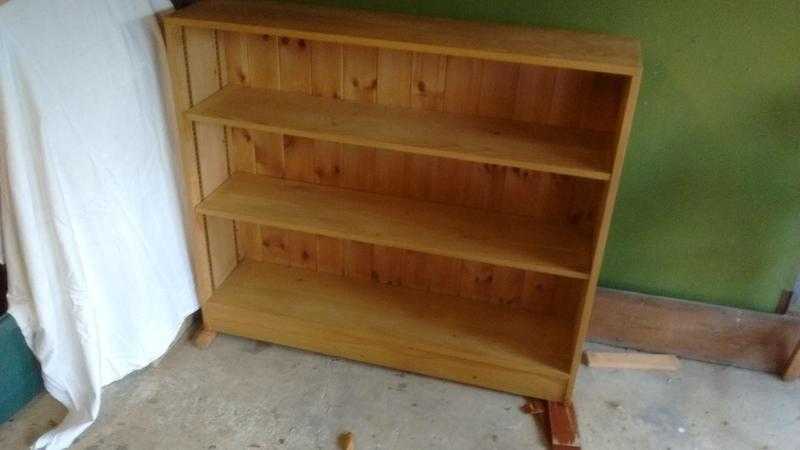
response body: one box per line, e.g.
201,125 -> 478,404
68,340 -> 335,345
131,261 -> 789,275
197,173 -> 593,279
186,85 -> 614,180
204,260 -> 573,400
590,288 -> 800,374
583,351 -> 680,371
164,0 -> 641,75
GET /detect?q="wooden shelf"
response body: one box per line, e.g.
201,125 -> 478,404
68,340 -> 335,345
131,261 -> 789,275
204,260 -> 573,399
198,173 -> 593,279
186,86 -> 614,180
165,0 -> 641,75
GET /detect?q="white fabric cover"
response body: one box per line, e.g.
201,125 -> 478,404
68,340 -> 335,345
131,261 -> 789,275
0,1 -> 199,448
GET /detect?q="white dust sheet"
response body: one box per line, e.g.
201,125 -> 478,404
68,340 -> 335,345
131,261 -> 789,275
0,1 -> 198,448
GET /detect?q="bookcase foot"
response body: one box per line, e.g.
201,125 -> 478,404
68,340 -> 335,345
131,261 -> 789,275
193,326 -> 217,349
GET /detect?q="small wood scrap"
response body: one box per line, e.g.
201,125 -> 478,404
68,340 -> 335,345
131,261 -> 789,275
783,340 -> 800,381
338,431 -> 354,450
774,289 -> 796,315
520,397 -> 546,415
583,351 -> 680,371
192,325 -> 217,349
521,398 -> 580,450
547,401 -> 581,450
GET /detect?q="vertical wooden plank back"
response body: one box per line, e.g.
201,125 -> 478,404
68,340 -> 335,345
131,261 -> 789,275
184,28 -> 237,288
277,36 -> 318,271
222,31 -> 261,262
565,74 -> 642,396
372,48 -> 412,286
340,45 -> 379,280
310,41 -> 346,275
164,24 -> 213,303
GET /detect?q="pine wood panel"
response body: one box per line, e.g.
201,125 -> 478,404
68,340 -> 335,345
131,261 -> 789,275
204,260 -> 573,400
185,85 -> 615,180
221,31 -> 261,262
164,24 -> 214,302
310,41 -> 346,276
164,0 -> 641,75
340,45 -> 379,282
198,173 -> 593,279
277,36 -> 318,273
184,28 -> 238,289
369,48 -> 408,286
565,75 -> 642,396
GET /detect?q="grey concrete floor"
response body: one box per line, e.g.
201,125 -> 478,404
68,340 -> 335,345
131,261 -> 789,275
2,335 -> 799,450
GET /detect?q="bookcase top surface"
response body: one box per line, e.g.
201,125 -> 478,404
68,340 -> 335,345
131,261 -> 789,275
165,0 -> 641,75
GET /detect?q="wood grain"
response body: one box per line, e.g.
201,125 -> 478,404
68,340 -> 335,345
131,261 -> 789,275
590,288 -> 800,374
204,260 -> 573,400
186,85 -> 615,180
547,401 -> 581,449
565,73 -> 641,398
163,24 -> 214,302
784,341 -> 800,381
583,351 -> 681,371
184,27 -> 238,289
198,173 -> 593,278
164,0 -> 641,75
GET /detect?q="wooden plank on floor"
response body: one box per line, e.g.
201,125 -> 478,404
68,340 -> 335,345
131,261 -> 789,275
589,288 -> 800,374
583,351 -> 680,371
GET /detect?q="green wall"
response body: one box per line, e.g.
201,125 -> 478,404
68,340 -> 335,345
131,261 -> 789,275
284,0 -> 800,311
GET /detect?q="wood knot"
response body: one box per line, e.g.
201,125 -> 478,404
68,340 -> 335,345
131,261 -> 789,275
297,39 -> 306,49
417,80 -> 426,92
280,36 -> 291,45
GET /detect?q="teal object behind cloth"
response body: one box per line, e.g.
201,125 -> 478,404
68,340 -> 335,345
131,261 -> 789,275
0,313 -> 43,423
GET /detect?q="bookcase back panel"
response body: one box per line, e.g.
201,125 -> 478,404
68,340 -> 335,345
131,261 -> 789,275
254,226 -> 584,320
218,30 -> 615,227
220,31 -> 628,130
183,27 -> 238,290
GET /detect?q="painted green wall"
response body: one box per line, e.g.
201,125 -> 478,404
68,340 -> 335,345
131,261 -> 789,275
283,0 -> 800,311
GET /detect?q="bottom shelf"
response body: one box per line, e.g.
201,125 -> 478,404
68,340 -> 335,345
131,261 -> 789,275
204,260 -> 575,400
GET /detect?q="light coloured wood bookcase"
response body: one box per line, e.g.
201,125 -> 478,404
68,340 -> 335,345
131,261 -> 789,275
163,0 -> 641,402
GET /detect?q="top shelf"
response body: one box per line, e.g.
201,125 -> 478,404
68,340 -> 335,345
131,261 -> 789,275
187,86 -> 614,180
165,0 -> 641,76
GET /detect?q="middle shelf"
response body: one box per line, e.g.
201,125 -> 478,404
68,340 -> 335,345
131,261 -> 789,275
198,172 -> 593,279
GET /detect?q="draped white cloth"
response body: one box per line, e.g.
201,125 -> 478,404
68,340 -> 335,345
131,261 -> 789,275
0,1 -> 198,448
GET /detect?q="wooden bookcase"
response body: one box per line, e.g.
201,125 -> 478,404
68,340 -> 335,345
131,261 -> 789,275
163,0 -> 641,402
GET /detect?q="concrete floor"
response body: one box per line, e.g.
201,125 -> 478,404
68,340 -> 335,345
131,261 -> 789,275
1,335 -> 799,450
